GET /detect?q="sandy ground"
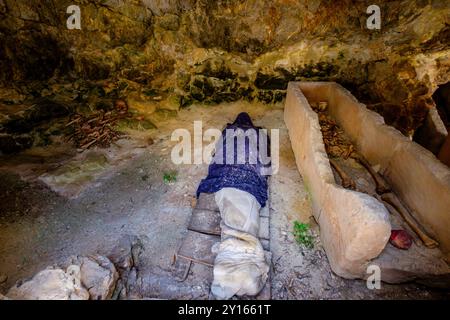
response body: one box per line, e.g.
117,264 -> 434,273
0,101 -> 449,299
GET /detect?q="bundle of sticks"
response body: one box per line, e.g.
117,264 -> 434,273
65,100 -> 129,150
311,101 -> 439,249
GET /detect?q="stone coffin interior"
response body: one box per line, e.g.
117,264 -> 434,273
285,81 -> 450,284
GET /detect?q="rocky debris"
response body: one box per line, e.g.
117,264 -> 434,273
6,266 -> 89,300
107,235 -> 144,300
71,255 -> 119,300
4,255 -> 120,300
104,235 -> 213,300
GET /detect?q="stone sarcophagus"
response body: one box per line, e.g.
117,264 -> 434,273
284,82 -> 450,283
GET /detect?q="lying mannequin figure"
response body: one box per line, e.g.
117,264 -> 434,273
196,112 -> 271,299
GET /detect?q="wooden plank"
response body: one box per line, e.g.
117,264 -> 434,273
189,206 -> 270,241
184,189 -> 272,300
188,208 -> 221,236
178,230 -> 220,266
196,193 -> 219,212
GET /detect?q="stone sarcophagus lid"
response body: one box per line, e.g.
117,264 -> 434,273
284,82 -> 450,283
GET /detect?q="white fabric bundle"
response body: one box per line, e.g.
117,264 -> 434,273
211,188 -> 269,299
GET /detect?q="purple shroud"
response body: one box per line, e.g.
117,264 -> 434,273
196,113 -> 270,207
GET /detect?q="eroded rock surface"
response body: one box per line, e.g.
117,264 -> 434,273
0,0 -> 448,140
5,255 -> 119,300
6,266 -> 89,300
73,255 -> 119,300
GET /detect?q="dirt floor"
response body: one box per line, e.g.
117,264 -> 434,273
0,101 -> 449,299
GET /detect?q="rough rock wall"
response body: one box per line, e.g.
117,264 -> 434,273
0,0 -> 449,135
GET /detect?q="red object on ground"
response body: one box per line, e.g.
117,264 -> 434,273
389,230 -> 413,250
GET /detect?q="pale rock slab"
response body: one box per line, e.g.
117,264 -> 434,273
6,266 -> 89,300
5,255 -> 118,300
74,255 -> 119,300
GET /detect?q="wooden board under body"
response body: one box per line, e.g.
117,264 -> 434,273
188,208 -> 221,236
177,230 -> 220,266
188,207 -> 270,241
177,190 -> 272,299
196,193 -> 220,211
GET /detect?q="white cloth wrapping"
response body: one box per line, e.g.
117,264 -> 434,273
215,187 -> 261,237
211,188 -> 269,299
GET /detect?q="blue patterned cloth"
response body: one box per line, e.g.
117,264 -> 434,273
196,113 -> 270,207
